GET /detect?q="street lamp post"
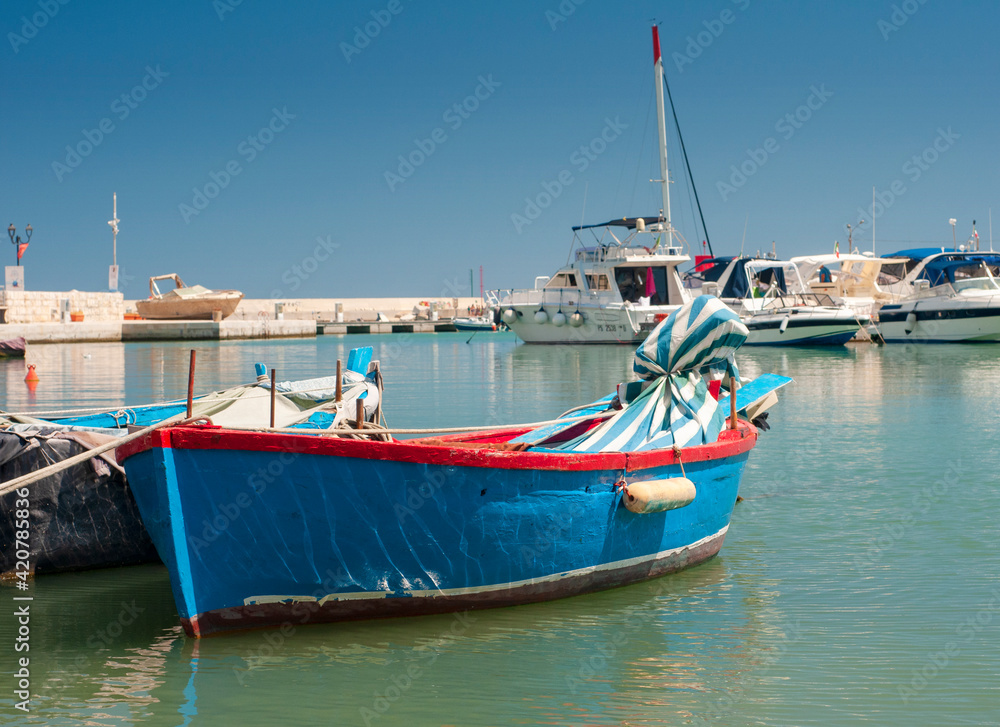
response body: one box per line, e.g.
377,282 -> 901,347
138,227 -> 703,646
7,223 -> 32,266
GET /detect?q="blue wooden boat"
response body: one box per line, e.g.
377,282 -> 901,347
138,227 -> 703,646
118,296 -> 782,637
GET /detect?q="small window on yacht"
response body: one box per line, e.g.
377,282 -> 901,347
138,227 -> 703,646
586,274 -> 611,290
544,273 -> 578,289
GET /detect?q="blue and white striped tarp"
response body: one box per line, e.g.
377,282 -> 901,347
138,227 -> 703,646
549,295 -> 748,452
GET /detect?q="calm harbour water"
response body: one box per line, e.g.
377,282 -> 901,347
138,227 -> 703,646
2,333 -> 999,726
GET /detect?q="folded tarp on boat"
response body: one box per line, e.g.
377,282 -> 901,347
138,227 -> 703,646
543,295 -> 748,452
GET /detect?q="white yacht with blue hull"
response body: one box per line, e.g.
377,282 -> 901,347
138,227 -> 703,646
877,249 -> 1000,343
685,257 -> 868,346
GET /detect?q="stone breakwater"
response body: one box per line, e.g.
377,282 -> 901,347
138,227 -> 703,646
179,297 -> 488,323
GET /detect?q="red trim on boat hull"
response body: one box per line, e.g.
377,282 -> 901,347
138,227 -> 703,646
182,529 -> 727,637
117,421 -> 756,473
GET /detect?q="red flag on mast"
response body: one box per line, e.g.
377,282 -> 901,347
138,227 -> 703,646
17,242 -> 28,260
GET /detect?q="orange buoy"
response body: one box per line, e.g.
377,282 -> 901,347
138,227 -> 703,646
25,364 -> 39,382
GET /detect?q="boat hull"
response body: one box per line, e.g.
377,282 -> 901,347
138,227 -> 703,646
743,309 -> 863,346
0,337 -> 26,358
506,304 -> 679,344
118,424 -> 757,636
453,318 -> 496,331
878,297 -> 1000,342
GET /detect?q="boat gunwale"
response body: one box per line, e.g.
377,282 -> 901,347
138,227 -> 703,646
116,420 -> 757,473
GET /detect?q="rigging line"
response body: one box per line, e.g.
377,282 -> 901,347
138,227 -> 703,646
629,81 -> 655,212
611,72 -> 645,214
661,72 -> 712,256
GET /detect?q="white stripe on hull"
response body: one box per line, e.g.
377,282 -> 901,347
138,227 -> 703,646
244,525 -> 729,605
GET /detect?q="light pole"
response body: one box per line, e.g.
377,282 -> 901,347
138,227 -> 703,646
108,193 -> 120,291
7,223 -> 32,266
847,219 -> 865,252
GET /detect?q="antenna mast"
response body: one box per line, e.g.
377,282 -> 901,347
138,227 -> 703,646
651,25 -> 673,249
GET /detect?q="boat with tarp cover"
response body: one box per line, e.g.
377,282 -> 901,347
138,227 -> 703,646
117,296 -> 790,636
0,349 -> 381,576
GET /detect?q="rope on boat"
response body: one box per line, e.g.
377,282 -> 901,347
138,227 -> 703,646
235,409 -> 617,438
0,379 -> 368,419
0,414 -> 195,497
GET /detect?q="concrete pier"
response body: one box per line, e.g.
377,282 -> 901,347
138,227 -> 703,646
123,319 -> 316,341
0,319 -> 316,344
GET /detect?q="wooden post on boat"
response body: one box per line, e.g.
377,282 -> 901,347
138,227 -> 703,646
270,369 -> 276,428
356,398 -> 364,430
186,350 -> 196,419
729,373 -> 738,430
335,360 -> 342,402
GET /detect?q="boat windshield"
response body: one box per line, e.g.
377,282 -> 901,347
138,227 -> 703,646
951,264 -> 1000,292
878,258 -> 923,285
761,292 -> 837,310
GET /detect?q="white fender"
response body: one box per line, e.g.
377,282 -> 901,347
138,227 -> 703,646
779,315 -> 790,334
552,311 -> 567,327
904,311 -> 917,334
502,308 -> 518,325
623,477 -> 696,514
534,309 -> 549,324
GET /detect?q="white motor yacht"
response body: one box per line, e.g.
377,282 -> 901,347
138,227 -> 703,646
500,26 -> 701,345
686,257 -> 868,345
875,249 -> 1000,342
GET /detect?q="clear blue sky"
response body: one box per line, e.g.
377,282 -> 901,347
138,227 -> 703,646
2,0 -> 998,298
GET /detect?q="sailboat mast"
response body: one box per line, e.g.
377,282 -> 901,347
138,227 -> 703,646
652,25 -> 673,249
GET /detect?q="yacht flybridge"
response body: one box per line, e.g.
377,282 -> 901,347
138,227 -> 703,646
500,25 -> 699,345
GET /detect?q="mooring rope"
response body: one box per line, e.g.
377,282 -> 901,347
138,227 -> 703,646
0,414 -> 195,497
